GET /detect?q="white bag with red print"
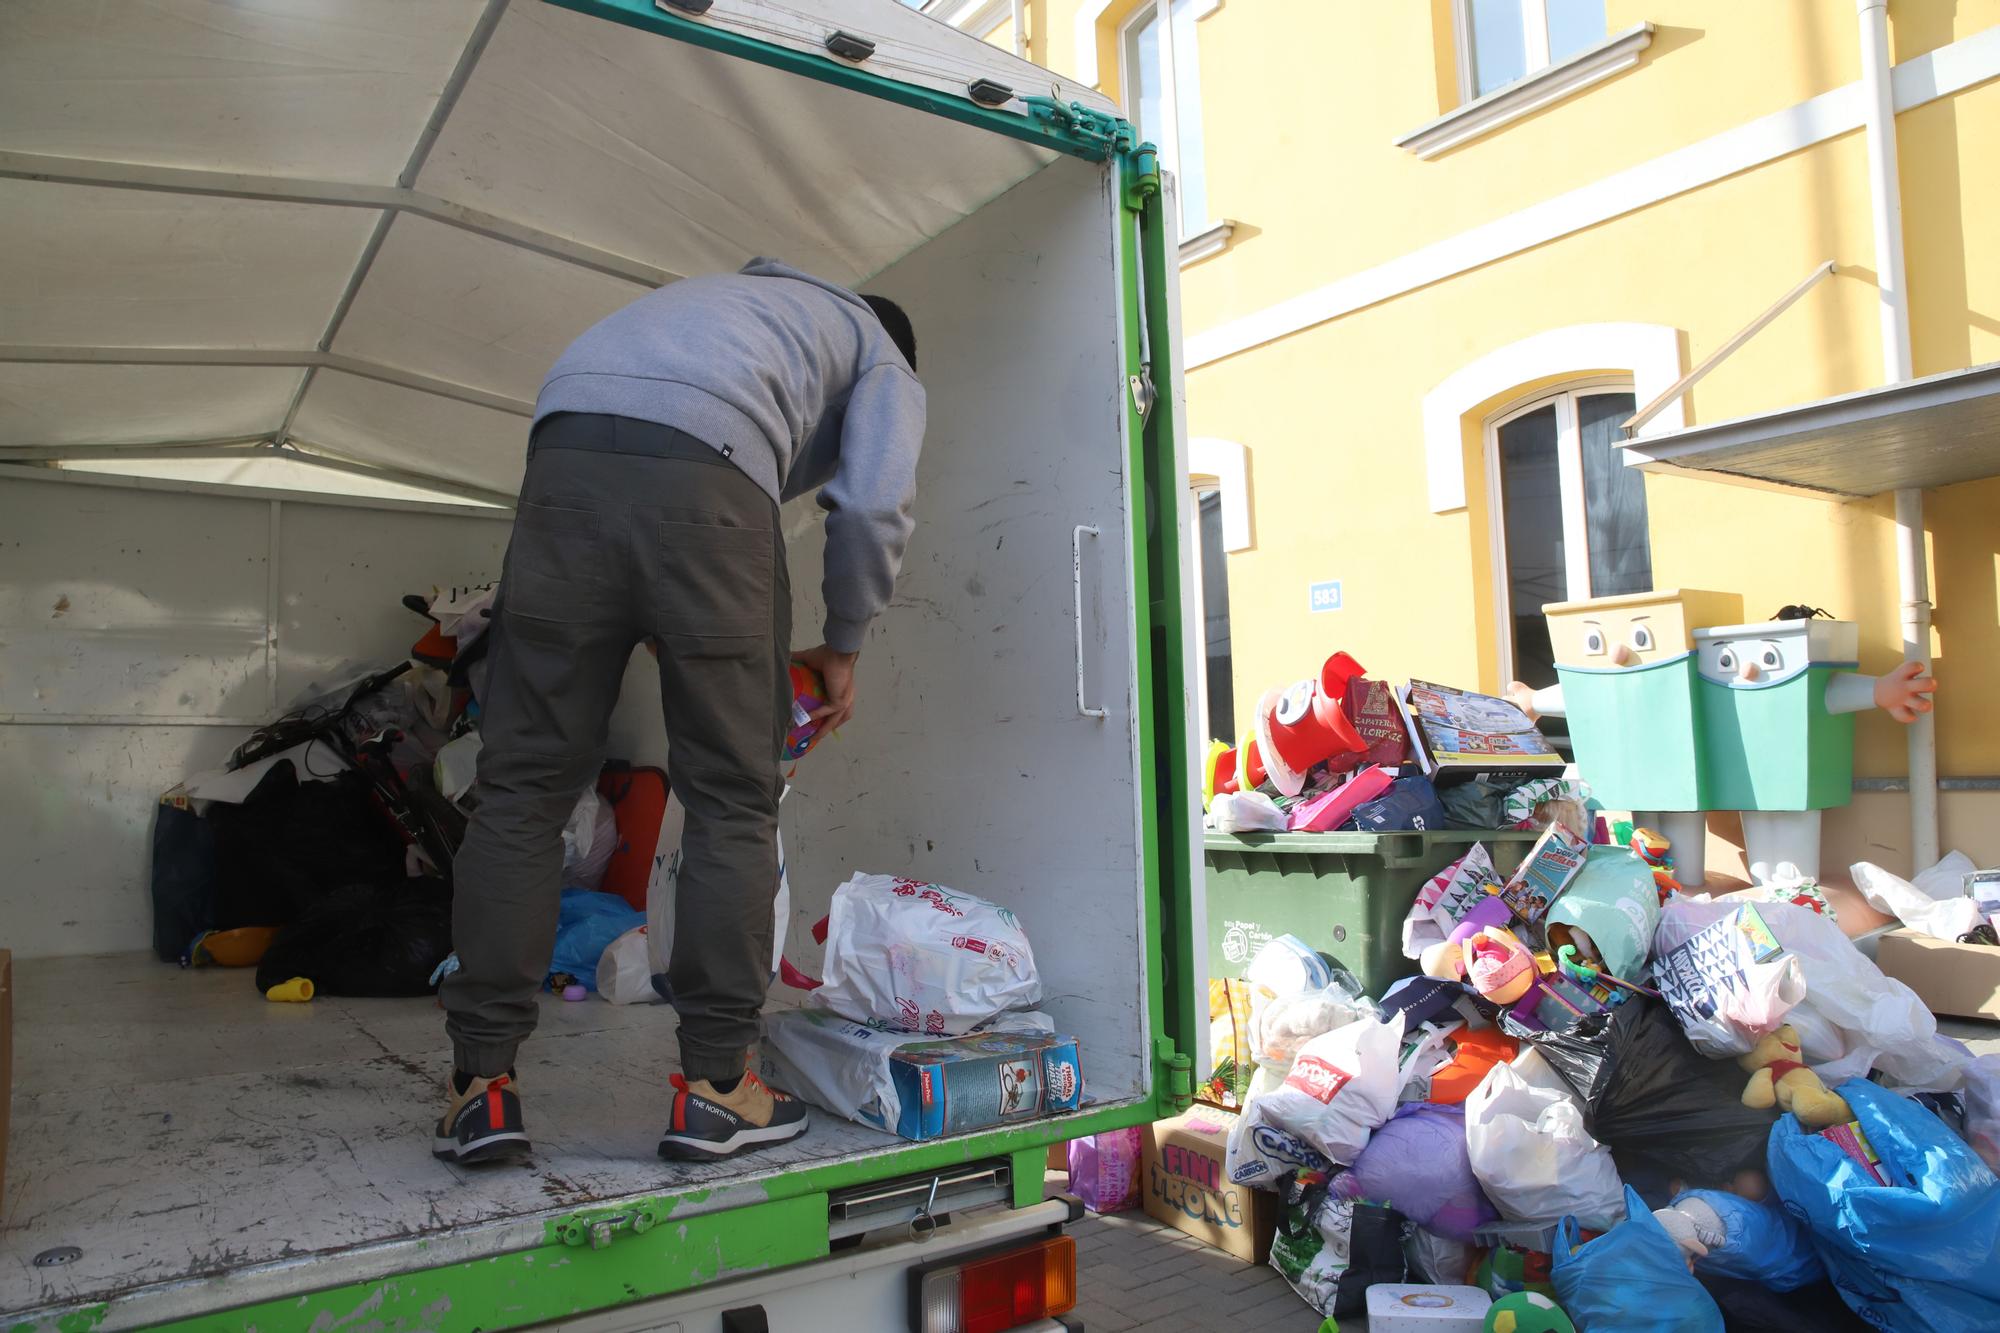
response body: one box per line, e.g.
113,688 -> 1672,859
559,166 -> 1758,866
810,872 -> 1043,1035
1228,1013 -> 1406,1182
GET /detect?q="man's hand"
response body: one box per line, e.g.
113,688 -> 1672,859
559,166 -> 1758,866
796,643 -> 860,735
1505,680 -> 1540,722
1874,659 -> 1937,723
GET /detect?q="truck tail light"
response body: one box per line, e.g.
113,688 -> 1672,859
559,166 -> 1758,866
916,1235 -> 1076,1333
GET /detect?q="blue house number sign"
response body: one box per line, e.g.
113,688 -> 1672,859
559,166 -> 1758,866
1309,581 -> 1343,614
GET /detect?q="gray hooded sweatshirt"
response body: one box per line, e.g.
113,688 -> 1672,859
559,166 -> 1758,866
534,259 -> 926,655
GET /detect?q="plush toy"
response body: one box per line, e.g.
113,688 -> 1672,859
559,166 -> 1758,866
1738,1023 -> 1852,1129
1485,1290 -> 1576,1333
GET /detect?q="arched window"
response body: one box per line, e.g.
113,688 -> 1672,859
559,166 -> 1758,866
1485,380 -> 1651,699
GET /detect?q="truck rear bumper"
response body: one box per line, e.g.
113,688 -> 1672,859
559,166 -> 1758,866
539,1197 -> 1078,1333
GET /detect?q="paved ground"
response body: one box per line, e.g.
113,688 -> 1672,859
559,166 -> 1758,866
1069,1206 -> 1342,1333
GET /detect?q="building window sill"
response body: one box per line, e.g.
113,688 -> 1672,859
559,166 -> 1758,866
1180,219 -> 1235,267
1396,22 -> 1655,160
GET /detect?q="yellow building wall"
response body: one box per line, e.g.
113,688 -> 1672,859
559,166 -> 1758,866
1031,1 -> 2000,863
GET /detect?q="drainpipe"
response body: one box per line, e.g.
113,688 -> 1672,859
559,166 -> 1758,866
1012,0 -> 1026,58
1856,0 -> 1939,872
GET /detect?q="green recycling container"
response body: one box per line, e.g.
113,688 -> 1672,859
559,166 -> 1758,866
1203,829 -> 1543,999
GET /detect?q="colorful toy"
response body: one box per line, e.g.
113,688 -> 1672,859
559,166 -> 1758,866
1420,894 -> 1513,982
1256,651 -> 1370,796
783,659 -> 831,761
1514,592 -> 1937,885
1483,1291 -> 1575,1333
1737,1023 -> 1852,1130
1464,925 -> 1536,1005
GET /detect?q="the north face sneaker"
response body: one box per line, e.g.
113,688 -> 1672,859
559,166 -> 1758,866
433,1071 -> 530,1164
658,1071 -> 809,1161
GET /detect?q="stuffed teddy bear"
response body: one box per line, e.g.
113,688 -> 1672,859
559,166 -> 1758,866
1738,1023 -> 1852,1129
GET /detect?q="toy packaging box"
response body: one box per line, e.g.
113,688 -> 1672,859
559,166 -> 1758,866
1142,1104 -> 1278,1262
887,1029 -> 1082,1140
1498,822 -> 1588,926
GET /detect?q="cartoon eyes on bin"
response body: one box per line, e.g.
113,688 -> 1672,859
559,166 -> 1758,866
1630,625 -> 1655,653
1717,647 -> 1738,672
1583,629 -> 1607,656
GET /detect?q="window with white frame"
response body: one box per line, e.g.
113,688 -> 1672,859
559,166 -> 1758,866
1486,382 -> 1650,714
1122,0 -> 1211,235
1460,0 -> 1607,99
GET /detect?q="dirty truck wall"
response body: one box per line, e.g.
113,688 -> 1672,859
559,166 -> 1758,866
0,473 -> 511,958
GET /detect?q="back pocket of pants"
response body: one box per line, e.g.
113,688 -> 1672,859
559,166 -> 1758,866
505,499 -> 609,624
653,520 -> 771,639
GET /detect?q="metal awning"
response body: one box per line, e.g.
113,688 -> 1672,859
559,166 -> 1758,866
1621,359 -> 2000,498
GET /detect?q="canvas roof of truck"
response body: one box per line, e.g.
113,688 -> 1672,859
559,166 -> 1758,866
0,0 -> 1119,506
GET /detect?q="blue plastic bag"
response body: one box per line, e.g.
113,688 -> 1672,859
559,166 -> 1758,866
1767,1078 -> 2000,1332
548,888 -> 645,991
1348,775 -> 1447,833
1668,1188 -> 1825,1291
1553,1187 -> 1724,1333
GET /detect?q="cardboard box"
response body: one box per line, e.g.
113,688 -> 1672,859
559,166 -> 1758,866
1875,928 -> 2000,1020
887,1030 -> 1082,1141
1141,1105 -> 1277,1263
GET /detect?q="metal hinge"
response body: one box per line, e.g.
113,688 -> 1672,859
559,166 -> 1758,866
1129,367 -> 1157,423
1155,1037 -> 1194,1113
1021,97 -> 1140,158
549,1200 -> 671,1249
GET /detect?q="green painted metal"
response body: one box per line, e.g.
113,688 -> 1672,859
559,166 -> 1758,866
1202,829 -> 1542,998
547,0 -> 1118,161
109,1194 -> 827,1333
1125,148 -> 1203,1087
8,1310 -> 108,1333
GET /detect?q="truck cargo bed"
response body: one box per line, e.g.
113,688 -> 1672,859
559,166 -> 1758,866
2,952 -> 1119,1321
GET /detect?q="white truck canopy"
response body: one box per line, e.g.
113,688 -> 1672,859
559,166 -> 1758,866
0,0 -> 1114,505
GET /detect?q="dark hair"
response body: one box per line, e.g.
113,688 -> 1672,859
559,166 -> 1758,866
861,294 -> 917,372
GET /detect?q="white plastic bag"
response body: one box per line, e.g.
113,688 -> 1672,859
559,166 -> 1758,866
1853,853 -> 1983,942
561,785 -> 618,892
1652,903 -> 1806,1057
1208,790 -> 1288,833
1250,983 -> 1372,1070
1464,1056 -> 1625,1229
761,1007 -> 1054,1131
596,925 -> 658,1005
645,787 -> 792,993
1225,1013 -> 1405,1183
812,873 -> 1041,1035
1961,1053 -> 2000,1174
1246,933 -> 1335,997
1656,895 -> 1963,1090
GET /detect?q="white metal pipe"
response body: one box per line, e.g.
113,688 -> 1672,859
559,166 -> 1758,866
1857,0 -> 1939,872
1012,0 -> 1026,58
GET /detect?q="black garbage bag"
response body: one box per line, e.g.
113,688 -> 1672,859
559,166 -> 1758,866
1505,998 -> 1777,1188
150,796 -> 217,962
255,879 -> 453,997
1697,1273 -> 1871,1333
208,762 -> 410,929
1269,1174 -> 1409,1319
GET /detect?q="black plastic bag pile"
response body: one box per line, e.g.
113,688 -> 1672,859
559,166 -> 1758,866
1506,998 -> 1778,1191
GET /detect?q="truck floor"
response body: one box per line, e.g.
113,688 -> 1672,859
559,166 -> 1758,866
0,952 -> 924,1320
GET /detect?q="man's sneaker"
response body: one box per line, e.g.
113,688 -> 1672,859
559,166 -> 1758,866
658,1071 -> 809,1160
433,1071 -> 530,1164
